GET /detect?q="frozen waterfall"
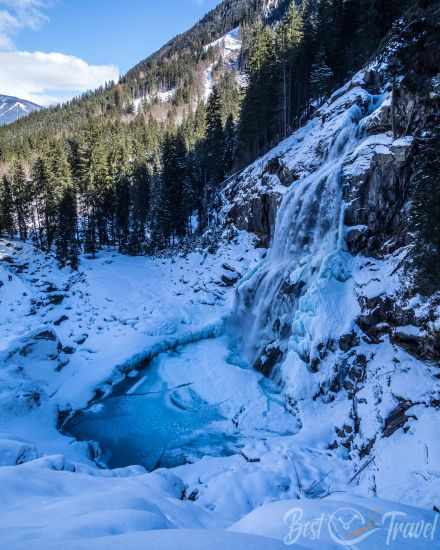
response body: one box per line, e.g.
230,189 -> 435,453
233,86 -> 387,394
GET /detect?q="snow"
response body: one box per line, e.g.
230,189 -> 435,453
0,234 -> 262,413
204,27 -> 242,55
23,531 -> 292,550
203,63 -> 215,104
228,64 -> 440,517
67,336 -> 300,470
133,88 -> 176,112
0,94 -> 41,125
202,27 -> 244,102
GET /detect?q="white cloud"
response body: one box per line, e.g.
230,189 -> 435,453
0,50 -> 119,106
0,1 -> 120,106
0,0 -> 50,50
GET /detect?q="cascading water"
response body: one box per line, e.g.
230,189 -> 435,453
234,86 -> 387,396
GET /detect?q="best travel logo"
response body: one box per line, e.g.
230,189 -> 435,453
283,505 -> 439,547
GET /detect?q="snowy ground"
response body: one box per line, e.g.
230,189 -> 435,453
1,237 -> 438,549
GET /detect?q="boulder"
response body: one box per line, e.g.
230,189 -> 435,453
0,435 -> 39,466
221,271 -> 241,287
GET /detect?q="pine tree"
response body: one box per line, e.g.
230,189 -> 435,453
276,1 -> 304,136
223,114 -> 236,175
129,161 -> 150,255
33,155 -> 57,251
0,175 -> 15,237
56,184 -> 79,269
77,124 -> 108,256
115,170 -> 130,252
157,131 -> 189,246
11,162 -> 31,241
310,46 -> 334,104
52,145 -> 79,268
205,86 -> 226,188
238,23 -> 279,165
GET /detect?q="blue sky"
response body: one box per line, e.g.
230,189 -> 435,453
0,0 -> 220,105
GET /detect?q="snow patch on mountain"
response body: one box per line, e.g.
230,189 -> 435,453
204,27 -> 242,58
133,88 -> 177,113
0,94 -> 41,125
203,27 -> 244,103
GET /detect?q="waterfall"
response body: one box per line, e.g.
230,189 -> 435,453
233,87 -> 387,394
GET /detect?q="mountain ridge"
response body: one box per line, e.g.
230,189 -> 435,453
0,0 -> 289,156
0,94 -> 41,126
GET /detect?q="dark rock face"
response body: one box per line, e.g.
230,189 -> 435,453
33,330 -> 58,341
264,156 -> 299,187
339,332 -> 360,352
346,227 -> 369,254
253,343 -> 283,376
222,154 -> 296,248
342,28 -> 440,258
47,294 -> 65,306
54,315 -> 69,326
342,136 -> 413,257
391,328 -> 440,362
227,190 -> 281,248
383,400 -> 417,438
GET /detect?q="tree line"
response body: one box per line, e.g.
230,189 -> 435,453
0,88 -> 236,267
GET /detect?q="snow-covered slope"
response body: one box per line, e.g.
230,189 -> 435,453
204,27 -> 242,64
134,27 -> 243,112
0,94 -> 41,125
203,27 -> 245,103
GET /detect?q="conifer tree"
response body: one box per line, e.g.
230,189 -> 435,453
0,175 -> 15,237
11,162 -> 31,241
276,1 -> 304,136
238,23 -> 279,165
129,161 -> 150,255
157,131 -> 189,245
56,184 -> 79,269
205,86 -> 226,188
33,155 -> 57,251
310,46 -> 334,104
223,114 -> 236,175
113,142 -> 131,253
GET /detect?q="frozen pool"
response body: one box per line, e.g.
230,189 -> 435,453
66,337 -> 297,470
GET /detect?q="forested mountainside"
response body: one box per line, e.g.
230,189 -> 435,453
0,0 -> 417,269
0,95 -> 41,126
0,0 -> 276,158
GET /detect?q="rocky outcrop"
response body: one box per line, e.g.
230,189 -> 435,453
227,191 -> 281,247
224,163 -> 289,247
0,435 -> 39,466
342,131 -> 414,257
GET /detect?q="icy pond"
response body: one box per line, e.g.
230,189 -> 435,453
66,337 -> 296,470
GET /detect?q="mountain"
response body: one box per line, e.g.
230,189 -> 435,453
0,95 -> 41,126
0,0 -> 287,154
